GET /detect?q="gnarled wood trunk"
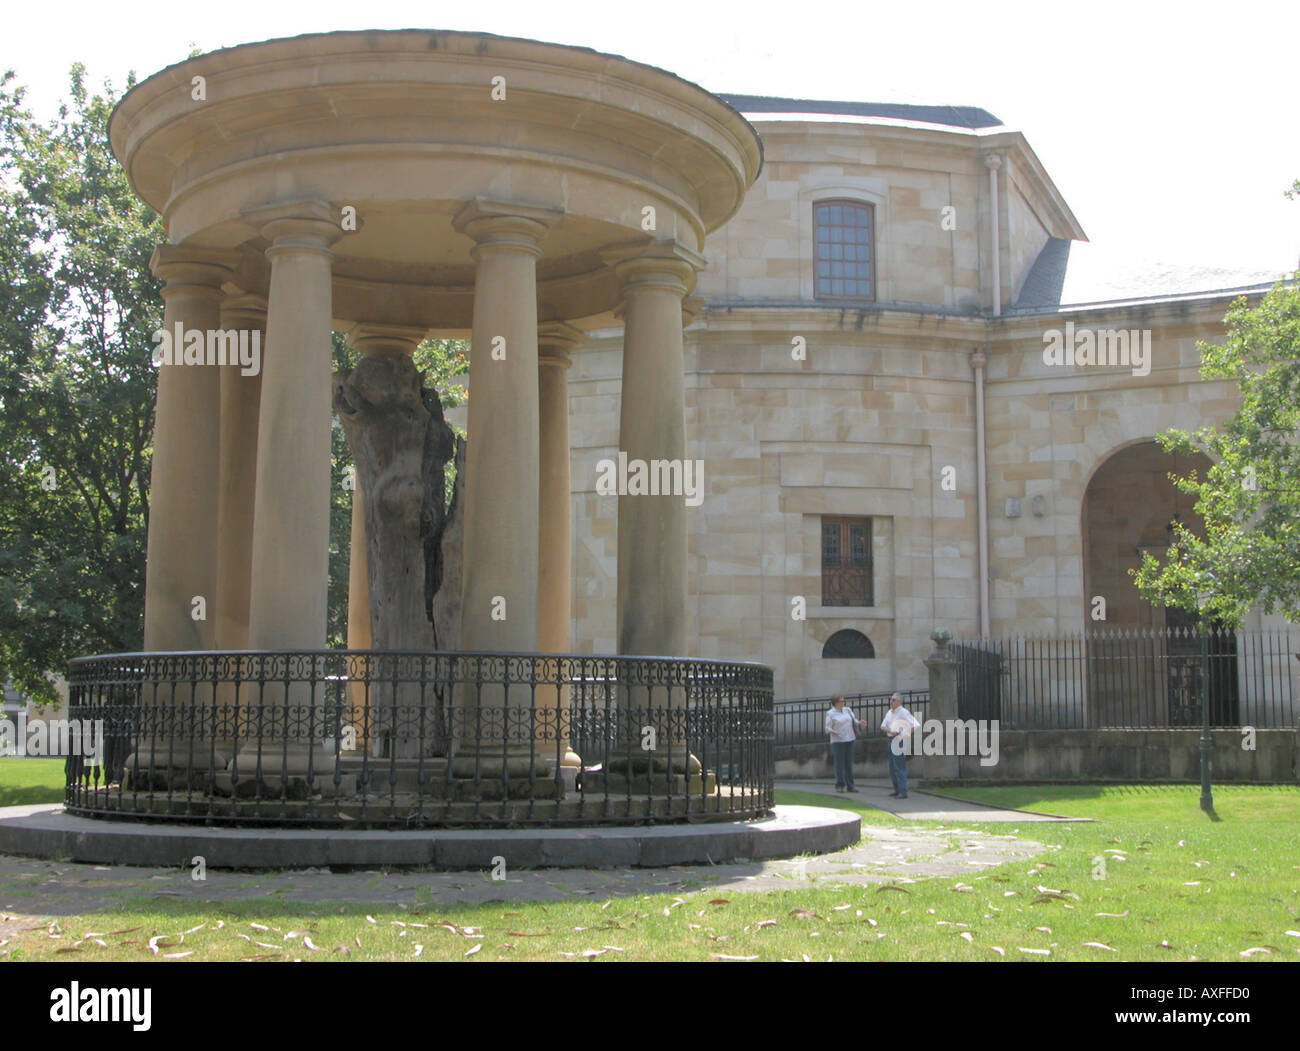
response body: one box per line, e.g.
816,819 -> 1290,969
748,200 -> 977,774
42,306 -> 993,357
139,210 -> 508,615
333,354 -> 462,756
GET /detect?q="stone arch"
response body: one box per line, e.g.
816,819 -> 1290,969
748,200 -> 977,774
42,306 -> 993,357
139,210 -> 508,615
1080,439 -> 1213,629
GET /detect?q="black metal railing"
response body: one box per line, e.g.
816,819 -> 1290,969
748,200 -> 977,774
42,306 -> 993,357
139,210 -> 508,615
63,650 -> 774,827
773,690 -> 929,746
952,628 -> 1300,729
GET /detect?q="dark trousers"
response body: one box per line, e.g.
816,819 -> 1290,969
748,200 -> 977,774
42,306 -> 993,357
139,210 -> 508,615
831,740 -> 856,789
888,745 -> 908,796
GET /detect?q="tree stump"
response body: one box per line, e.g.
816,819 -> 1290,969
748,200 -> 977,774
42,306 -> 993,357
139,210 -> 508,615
333,354 -> 460,756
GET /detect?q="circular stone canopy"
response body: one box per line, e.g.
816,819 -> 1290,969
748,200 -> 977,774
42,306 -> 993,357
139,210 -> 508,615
109,29 -> 764,333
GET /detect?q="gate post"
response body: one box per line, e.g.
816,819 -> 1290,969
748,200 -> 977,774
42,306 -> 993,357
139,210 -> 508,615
923,628 -> 961,779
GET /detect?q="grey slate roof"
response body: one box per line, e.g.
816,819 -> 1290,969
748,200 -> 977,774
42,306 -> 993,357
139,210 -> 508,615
718,94 -> 1002,129
1014,237 -> 1073,309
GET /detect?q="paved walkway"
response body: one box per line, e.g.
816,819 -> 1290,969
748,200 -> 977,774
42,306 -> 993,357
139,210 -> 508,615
0,782 -> 1082,920
775,778 -> 1090,823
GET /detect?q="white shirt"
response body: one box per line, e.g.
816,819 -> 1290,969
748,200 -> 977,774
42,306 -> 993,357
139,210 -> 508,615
825,707 -> 859,742
881,705 -> 921,737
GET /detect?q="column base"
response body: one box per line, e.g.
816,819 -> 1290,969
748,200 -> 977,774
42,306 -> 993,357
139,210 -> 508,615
606,752 -> 702,775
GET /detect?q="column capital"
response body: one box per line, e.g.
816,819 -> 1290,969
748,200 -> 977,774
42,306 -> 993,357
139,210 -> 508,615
681,295 -> 706,327
241,199 -> 343,256
453,198 -> 561,257
537,321 -> 584,367
348,321 -> 428,356
602,239 -> 706,297
969,346 -> 988,369
150,244 -> 238,292
983,152 -> 1003,171
219,293 -> 269,331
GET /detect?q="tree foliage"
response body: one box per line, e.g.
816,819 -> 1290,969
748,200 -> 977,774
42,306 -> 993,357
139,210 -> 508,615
0,66 -> 160,703
1133,267 -> 1300,627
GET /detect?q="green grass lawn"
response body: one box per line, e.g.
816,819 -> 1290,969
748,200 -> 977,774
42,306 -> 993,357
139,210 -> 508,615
0,758 -> 65,807
2,778 -> 1298,961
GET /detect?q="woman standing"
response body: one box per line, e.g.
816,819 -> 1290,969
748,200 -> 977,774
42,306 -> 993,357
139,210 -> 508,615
824,694 -> 864,793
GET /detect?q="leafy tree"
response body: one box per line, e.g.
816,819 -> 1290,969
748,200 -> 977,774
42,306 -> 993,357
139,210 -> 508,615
0,66 -> 160,704
1133,263 -> 1300,627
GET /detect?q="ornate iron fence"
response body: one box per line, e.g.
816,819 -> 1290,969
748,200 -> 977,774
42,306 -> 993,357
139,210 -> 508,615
64,650 -> 774,827
952,628 -> 1300,729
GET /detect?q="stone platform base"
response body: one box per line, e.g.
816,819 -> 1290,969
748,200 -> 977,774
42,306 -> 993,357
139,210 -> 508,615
0,804 -> 859,870
63,784 -> 762,823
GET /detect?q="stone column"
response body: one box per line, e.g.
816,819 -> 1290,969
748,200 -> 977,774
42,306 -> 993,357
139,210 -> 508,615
143,246 -> 233,652
605,241 -> 706,779
451,200 -> 557,780
132,246 -> 233,786
214,294 -> 266,651
231,201 -> 341,785
242,201 -> 341,650
537,322 -> 584,781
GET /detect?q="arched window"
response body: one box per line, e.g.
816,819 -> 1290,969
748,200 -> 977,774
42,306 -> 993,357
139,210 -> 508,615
814,199 -> 874,300
822,629 -> 875,659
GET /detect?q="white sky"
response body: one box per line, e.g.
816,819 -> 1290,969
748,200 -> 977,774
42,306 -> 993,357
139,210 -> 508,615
5,0 -> 1298,293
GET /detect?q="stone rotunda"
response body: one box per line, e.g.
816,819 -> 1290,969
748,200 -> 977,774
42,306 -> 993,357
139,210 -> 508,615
63,29 -> 775,828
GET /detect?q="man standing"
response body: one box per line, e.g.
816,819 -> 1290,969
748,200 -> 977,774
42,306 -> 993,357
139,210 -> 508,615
881,693 -> 921,798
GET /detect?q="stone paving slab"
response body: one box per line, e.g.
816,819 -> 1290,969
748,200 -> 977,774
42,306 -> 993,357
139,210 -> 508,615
775,779 -> 1091,822
0,823 -> 1046,921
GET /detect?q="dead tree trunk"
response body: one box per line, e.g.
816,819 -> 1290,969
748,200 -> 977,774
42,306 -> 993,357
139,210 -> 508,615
333,355 -> 460,756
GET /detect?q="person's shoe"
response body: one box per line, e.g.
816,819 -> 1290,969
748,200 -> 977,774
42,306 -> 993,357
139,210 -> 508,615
835,786 -> 844,793
847,788 -> 859,793
899,793 -> 908,799
889,792 -> 900,798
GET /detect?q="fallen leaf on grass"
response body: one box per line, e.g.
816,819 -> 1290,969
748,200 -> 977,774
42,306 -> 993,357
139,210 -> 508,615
1239,947 -> 1273,957
708,899 -> 729,906
960,932 -> 973,943
989,946 -> 1005,956
831,903 -> 851,911
1095,911 -> 1129,918
413,945 -> 424,958
1083,942 -> 1116,951
162,951 -> 193,958
302,937 -> 320,951
464,944 -> 481,957
877,885 -> 910,895
107,927 -> 142,936
250,923 -> 269,931
507,932 -> 548,938
756,920 -> 777,929
1018,947 -> 1050,956
711,953 -> 758,961
789,909 -> 823,920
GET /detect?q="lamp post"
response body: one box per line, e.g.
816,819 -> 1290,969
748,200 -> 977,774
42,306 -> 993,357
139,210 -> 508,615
1195,572 -> 1215,813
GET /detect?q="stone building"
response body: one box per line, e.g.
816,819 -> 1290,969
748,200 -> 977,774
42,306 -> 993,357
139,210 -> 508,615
558,96 -> 1290,702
